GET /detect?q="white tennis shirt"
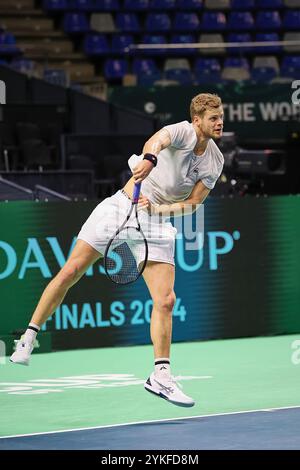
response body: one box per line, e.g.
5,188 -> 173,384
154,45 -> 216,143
128,120 -> 224,205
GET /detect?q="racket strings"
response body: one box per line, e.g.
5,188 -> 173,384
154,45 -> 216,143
105,226 -> 147,284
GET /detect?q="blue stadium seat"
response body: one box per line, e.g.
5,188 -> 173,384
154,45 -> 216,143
10,58 -> 35,73
224,57 -> 249,69
193,57 -> 221,84
231,0 -> 255,9
43,0 -> 68,10
256,11 -> 282,30
173,12 -> 200,31
165,68 -> 193,84
123,0 -> 148,10
133,58 -> 161,85
255,32 -> 281,53
111,34 -> 134,54
150,0 -> 175,9
176,0 -> 203,9
63,13 -> 89,33
104,58 -> 128,80
83,34 -> 110,55
170,34 -> 196,55
0,32 -> 19,55
256,0 -> 283,8
94,0 -> 120,10
281,55 -> 300,78
283,11 -> 300,30
43,68 -> 68,87
145,13 -> 171,32
201,12 -> 227,31
115,13 -> 140,32
141,34 -> 167,55
251,67 -> 277,83
227,33 -> 252,53
227,11 -> 254,30
68,0 -> 94,10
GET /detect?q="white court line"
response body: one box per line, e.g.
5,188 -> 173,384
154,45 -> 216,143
1,404 -> 300,440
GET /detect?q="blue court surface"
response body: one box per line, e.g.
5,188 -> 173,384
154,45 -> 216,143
1,407 -> 300,450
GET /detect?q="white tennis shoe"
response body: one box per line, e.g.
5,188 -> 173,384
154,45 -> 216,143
10,338 -> 34,366
144,372 -> 195,407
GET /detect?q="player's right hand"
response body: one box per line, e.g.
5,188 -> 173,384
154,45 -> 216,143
132,160 -> 154,183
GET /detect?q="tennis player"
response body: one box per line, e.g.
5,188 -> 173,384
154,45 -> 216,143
11,93 -> 224,408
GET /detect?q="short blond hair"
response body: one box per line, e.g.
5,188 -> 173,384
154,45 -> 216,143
190,93 -> 222,119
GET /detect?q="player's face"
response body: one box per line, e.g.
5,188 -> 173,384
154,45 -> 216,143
197,107 -> 224,139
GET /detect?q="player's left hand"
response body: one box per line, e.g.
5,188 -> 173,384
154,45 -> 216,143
132,160 -> 154,183
137,194 -> 153,215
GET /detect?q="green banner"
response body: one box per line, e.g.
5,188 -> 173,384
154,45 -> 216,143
109,83 -> 300,142
0,197 -> 299,352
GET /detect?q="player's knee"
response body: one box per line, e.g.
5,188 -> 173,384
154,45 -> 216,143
58,261 -> 81,287
155,291 -> 176,313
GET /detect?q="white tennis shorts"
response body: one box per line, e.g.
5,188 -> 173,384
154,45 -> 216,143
77,190 -> 177,265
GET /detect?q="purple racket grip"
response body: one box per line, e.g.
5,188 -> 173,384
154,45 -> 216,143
133,183 -> 141,203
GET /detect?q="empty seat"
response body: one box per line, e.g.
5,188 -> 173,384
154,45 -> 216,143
123,0 -> 148,9
256,0 -> 283,7
205,0 -> 230,9
164,57 -> 192,83
231,0 -> 255,9
283,11 -> 300,30
198,33 -> 225,54
84,34 -> 109,55
170,34 -> 196,55
253,55 -> 280,73
141,34 -> 167,55
43,0 -> 68,10
222,57 -> 250,81
173,12 -> 200,31
69,0 -> 94,10
94,0 -> 120,9
132,58 -> 161,85
176,0 -> 203,9
227,11 -> 254,30
150,0 -> 175,9
115,13 -> 140,32
283,32 -> 300,53
90,13 -> 116,33
104,58 -> 128,79
281,55 -> 300,78
256,11 -> 281,30
10,58 -> 35,74
251,66 -> 277,83
227,33 -> 252,53
224,56 -> 249,69
63,13 -> 89,33
283,0 -> 300,6
221,66 -> 250,81
43,68 -> 68,86
145,13 -> 171,31
111,34 -> 134,53
194,57 -> 221,83
255,32 -> 281,53
201,12 -> 227,30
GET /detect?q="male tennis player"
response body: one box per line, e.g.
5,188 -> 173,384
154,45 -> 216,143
11,93 -> 224,408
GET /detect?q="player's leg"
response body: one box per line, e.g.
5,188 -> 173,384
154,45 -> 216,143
142,261 -> 175,360
142,261 -> 195,407
10,240 -> 101,365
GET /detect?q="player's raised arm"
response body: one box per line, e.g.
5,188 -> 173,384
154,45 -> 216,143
132,129 -> 171,183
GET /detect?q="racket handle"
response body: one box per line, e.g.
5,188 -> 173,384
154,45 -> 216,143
133,183 -> 141,203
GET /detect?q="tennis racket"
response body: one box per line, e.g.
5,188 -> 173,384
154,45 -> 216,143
104,183 -> 148,284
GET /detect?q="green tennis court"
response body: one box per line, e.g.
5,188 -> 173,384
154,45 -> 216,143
1,334 -> 299,446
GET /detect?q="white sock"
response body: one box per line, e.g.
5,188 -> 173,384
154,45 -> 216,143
23,323 -> 40,343
154,358 -> 171,379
